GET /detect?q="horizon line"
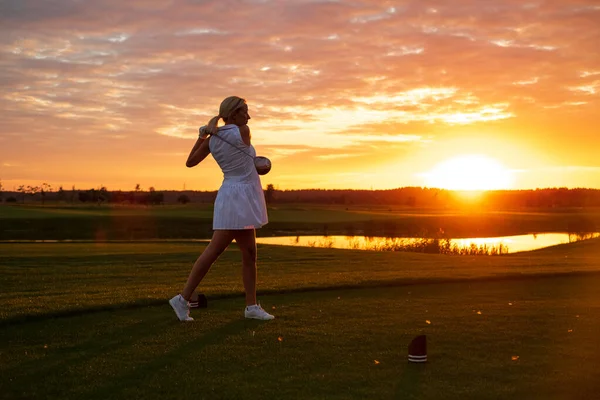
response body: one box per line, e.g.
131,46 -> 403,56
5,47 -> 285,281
4,186 -> 600,193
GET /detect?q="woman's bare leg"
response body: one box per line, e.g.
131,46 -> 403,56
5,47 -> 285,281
233,229 -> 257,306
181,230 -> 235,300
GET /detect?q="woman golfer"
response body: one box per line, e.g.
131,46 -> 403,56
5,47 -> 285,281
169,96 -> 274,321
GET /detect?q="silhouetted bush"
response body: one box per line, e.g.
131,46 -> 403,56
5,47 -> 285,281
177,194 -> 191,204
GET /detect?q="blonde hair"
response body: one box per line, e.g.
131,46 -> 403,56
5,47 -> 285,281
206,96 -> 246,134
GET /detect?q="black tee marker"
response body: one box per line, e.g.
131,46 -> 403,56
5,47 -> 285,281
408,335 -> 427,363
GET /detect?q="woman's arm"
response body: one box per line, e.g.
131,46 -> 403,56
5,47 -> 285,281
186,136 -> 211,168
239,124 -> 251,146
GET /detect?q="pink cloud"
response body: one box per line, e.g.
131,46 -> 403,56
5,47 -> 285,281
1,0 -> 599,189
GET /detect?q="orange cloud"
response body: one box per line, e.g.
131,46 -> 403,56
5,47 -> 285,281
0,0 -> 599,190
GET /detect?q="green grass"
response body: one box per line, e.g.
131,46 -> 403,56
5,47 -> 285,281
2,240 -> 600,398
0,203 -> 378,222
1,203 -> 600,240
0,204 -> 214,219
2,276 -> 599,398
3,238 -> 600,322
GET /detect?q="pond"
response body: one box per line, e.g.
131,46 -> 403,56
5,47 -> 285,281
3,232 -> 598,255
256,232 -> 600,254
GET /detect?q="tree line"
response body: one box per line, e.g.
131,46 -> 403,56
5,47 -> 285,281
267,187 -> 600,208
2,182 -> 600,208
0,183 -> 169,206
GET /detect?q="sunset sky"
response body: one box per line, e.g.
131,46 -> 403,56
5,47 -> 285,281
1,0 -> 599,191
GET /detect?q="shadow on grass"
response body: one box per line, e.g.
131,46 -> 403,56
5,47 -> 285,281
4,270 -> 600,328
1,312 -> 175,397
82,318 -> 256,400
2,309 -> 260,399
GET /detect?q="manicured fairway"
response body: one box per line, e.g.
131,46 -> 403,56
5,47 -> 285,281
2,203 -> 600,240
1,240 -> 600,399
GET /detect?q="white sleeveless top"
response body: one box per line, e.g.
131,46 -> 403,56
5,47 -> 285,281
209,124 -> 268,230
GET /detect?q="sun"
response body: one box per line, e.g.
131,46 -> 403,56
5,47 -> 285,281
424,155 -> 513,191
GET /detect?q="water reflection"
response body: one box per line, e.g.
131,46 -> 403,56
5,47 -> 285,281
4,232 -> 598,255
256,232 -> 600,255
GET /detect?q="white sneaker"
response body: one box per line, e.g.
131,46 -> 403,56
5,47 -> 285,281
169,294 -> 194,321
245,304 -> 275,320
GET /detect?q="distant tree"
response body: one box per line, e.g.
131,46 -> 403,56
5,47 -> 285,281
40,183 -> 52,205
0,178 -> 3,202
27,185 -> 40,201
145,186 -> 163,205
149,190 -> 164,205
265,184 -> 276,204
98,186 -> 110,204
78,191 -> 90,203
177,194 -> 190,204
17,185 -> 27,203
70,185 -> 76,203
57,186 -> 66,202
135,184 -> 141,192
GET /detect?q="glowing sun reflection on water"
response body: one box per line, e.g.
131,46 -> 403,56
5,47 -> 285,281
256,232 -> 600,254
